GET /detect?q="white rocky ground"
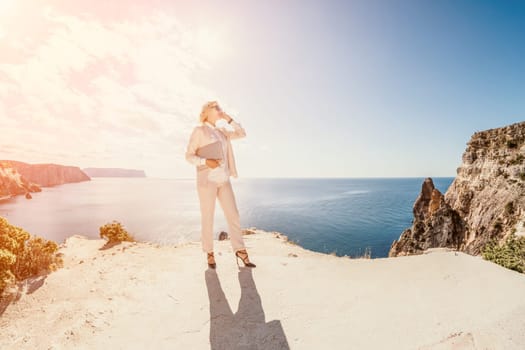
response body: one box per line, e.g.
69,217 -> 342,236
1,229 -> 525,350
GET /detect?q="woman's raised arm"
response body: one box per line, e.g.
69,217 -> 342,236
220,120 -> 246,140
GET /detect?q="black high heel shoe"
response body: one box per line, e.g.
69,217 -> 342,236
235,249 -> 256,267
207,252 -> 216,269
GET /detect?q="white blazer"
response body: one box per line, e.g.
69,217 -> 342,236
185,120 -> 246,186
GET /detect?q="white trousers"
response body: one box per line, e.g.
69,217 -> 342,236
197,179 -> 246,254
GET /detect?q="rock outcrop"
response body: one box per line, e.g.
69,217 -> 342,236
390,121 -> 525,256
389,178 -> 466,256
3,160 -> 91,187
82,168 -> 146,177
0,162 -> 42,199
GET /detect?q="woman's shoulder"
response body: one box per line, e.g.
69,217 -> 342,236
190,124 -> 205,135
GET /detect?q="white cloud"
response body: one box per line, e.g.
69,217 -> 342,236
0,5 -> 223,177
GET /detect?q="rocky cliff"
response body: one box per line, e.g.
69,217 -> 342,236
390,121 -> 525,257
0,160 -> 90,197
0,162 -> 42,199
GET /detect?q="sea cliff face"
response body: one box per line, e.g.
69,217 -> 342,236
0,162 -> 42,198
390,121 -> 525,257
0,160 -> 90,198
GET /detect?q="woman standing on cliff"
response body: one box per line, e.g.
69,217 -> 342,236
185,101 -> 256,269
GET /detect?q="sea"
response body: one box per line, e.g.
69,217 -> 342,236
0,177 -> 454,258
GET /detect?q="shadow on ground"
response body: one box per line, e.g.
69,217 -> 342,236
205,267 -> 290,349
0,275 -> 48,316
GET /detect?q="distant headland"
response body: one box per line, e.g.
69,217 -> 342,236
0,160 -> 90,200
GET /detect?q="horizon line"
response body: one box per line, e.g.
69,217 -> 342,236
112,175 -> 458,180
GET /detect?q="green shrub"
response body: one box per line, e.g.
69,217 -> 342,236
346,247 -> 372,259
482,233 -> 525,273
0,249 -> 16,294
360,247 -> 372,259
0,217 -> 63,295
14,236 -> 63,281
507,140 -> 518,149
99,221 -> 135,244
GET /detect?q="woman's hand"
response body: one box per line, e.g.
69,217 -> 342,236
205,159 -> 221,169
221,112 -> 233,123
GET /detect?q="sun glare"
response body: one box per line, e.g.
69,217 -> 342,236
0,0 -> 14,13
194,25 -> 231,61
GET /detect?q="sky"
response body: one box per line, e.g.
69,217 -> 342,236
0,0 -> 524,178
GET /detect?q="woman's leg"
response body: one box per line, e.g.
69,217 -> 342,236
197,182 -> 218,253
217,180 -> 246,253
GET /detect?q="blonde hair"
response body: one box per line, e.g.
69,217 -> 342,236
199,100 -> 219,123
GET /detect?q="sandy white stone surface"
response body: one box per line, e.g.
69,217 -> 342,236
1,229 -> 525,349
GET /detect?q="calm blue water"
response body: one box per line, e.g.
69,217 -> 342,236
0,177 -> 454,258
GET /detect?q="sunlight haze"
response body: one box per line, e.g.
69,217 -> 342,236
1,0 -> 523,178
